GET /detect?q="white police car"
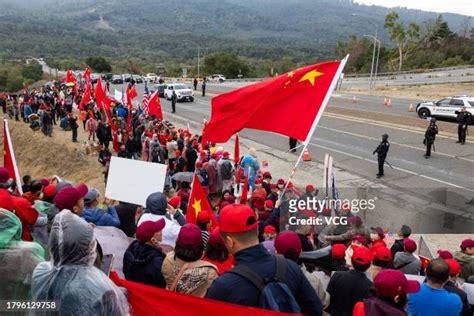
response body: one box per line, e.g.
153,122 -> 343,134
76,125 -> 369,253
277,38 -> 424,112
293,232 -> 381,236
416,95 -> 474,121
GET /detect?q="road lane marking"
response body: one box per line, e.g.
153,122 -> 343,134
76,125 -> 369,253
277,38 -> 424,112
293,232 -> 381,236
309,141 -> 474,193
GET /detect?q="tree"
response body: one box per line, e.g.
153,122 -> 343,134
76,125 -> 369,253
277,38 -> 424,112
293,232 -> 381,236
21,61 -> 43,81
203,53 -> 249,78
384,11 -> 419,71
85,56 -> 112,73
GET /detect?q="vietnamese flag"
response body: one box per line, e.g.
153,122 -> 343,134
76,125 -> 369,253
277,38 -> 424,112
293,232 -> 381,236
147,91 -> 163,120
3,119 -> 23,194
203,60 -> 345,144
109,272 -> 298,316
186,174 -> 216,227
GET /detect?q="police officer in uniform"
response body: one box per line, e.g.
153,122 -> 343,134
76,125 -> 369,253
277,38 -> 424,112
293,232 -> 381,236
171,89 -> 177,113
424,118 -> 438,158
373,133 -> 390,178
202,78 -> 207,97
455,107 -> 471,145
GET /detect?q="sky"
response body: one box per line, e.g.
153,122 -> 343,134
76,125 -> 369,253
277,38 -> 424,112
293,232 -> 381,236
354,0 -> 474,16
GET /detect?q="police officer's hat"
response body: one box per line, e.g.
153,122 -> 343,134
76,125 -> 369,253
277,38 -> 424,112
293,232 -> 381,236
430,118 -> 437,123
382,133 -> 389,139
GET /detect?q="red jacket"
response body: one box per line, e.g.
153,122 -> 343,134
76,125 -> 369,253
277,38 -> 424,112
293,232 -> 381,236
11,196 -> 39,241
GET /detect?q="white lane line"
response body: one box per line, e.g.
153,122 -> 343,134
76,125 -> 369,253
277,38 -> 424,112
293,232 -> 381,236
319,125 -> 474,163
309,141 -> 474,193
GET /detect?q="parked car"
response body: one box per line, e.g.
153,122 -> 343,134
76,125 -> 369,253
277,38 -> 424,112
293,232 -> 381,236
102,73 -> 113,81
416,95 -> 474,122
164,83 -> 194,102
122,74 -> 132,82
145,73 -> 158,83
111,75 -> 124,84
155,84 -> 168,98
132,75 -> 144,84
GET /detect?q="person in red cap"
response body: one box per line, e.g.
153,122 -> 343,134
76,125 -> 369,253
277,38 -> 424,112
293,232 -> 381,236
262,171 -> 272,196
258,200 -> 274,222
331,243 -> 349,271
275,230 -> 331,309
369,226 -> 387,251
327,246 -> 374,316
408,258 -> 462,316
42,184 -> 56,204
197,210 -> 211,248
262,225 -> 277,254
353,269 -> 420,316
393,238 -> 421,275
299,184 -> 318,202
54,183 -> 88,216
437,249 -> 454,260
368,246 -> 393,280
162,224 -> 218,297
250,178 -> 266,211
443,259 -> 472,316
454,238 -> 474,279
206,204 -> 323,315
123,218 -> 167,288
7,188 -> 41,241
202,227 -> 234,275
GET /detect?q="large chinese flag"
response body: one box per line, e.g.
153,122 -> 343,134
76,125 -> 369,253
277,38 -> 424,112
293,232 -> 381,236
203,60 -> 342,144
186,174 -> 216,226
78,84 -> 91,110
147,91 -> 163,120
83,67 -> 91,86
3,120 -> 23,194
109,272 -> 298,316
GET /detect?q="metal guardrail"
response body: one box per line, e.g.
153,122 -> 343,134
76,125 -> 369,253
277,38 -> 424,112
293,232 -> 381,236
344,64 -> 474,79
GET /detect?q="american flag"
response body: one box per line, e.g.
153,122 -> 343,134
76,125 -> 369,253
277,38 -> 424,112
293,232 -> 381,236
142,82 -> 150,114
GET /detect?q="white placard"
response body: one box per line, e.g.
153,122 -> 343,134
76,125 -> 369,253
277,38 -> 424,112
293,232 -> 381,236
105,157 -> 167,206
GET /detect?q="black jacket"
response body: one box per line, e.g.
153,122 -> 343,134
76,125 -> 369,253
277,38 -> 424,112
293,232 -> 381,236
444,280 -> 472,316
425,124 -> 438,142
456,111 -> 472,126
374,140 -> 390,158
115,202 -> 138,237
327,270 -> 373,316
123,240 -> 166,288
390,239 -> 405,258
206,244 -> 323,316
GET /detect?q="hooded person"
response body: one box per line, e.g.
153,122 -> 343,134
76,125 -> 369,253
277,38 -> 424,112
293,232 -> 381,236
137,192 -> 186,248
240,148 -> 260,190
123,218 -> 167,288
31,209 -> 129,315
353,269 -> 421,316
0,193 -> 45,300
161,223 -> 218,297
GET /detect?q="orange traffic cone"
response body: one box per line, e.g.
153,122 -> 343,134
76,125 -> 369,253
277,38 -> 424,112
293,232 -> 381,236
408,103 -> 414,112
303,148 -> 311,161
387,99 -> 392,108
383,98 -> 388,106
352,96 -> 357,104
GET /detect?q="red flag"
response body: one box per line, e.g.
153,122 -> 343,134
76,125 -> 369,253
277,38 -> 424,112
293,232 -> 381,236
3,120 -> 23,195
147,91 -> 163,120
65,70 -> 76,84
109,272 -> 297,316
126,85 -> 138,107
23,82 -> 29,98
203,61 -> 342,144
186,174 -> 216,226
240,172 -> 249,205
83,67 -> 91,86
234,134 -> 240,164
78,84 -> 91,110
94,77 -> 113,111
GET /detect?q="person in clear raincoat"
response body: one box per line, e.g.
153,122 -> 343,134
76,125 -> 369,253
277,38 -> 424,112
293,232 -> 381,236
0,208 -> 45,300
31,210 -> 130,315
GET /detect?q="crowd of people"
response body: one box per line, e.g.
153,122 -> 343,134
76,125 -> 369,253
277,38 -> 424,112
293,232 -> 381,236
1,79 -> 474,315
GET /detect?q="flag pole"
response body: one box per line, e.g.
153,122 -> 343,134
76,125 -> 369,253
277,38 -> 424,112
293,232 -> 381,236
277,55 -> 349,202
4,119 -> 23,195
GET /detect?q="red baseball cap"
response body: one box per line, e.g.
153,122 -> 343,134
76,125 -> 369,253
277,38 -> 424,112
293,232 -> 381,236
374,269 -> 420,298
371,226 -> 385,238
195,161 -> 203,168
43,184 -> 56,198
136,218 -> 166,242
223,152 -> 230,158
0,167 -> 10,184
219,204 -> 258,234
352,246 -> 373,265
263,172 -> 272,179
0,189 -> 14,211
374,246 -> 393,262
332,243 -> 347,259
306,185 -> 315,192
54,184 -> 88,210
445,258 -> 461,276
275,230 -> 302,258
352,234 -> 366,245
264,200 -> 274,208
208,227 -> 225,249
277,179 -> 285,185
287,182 -> 294,189
168,195 -> 181,209
197,210 -> 211,224
460,239 -> 474,250
176,224 -> 203,248
437,250 -> 453,259
254,178 -> 263,185
264,225 -> 277,235
404,238 -> 417,253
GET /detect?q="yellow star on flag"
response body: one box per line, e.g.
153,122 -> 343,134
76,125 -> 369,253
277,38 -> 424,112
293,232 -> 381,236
287,71 -> 295,78
299,69 -> 324,86
192,199 -> 202,216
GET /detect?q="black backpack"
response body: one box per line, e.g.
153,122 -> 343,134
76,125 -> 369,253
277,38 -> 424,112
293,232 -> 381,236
229,255 -> 301,313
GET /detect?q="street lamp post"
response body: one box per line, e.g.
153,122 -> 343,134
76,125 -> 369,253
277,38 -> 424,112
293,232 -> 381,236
363,35 -> 381,90
351,14 -> 379,90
